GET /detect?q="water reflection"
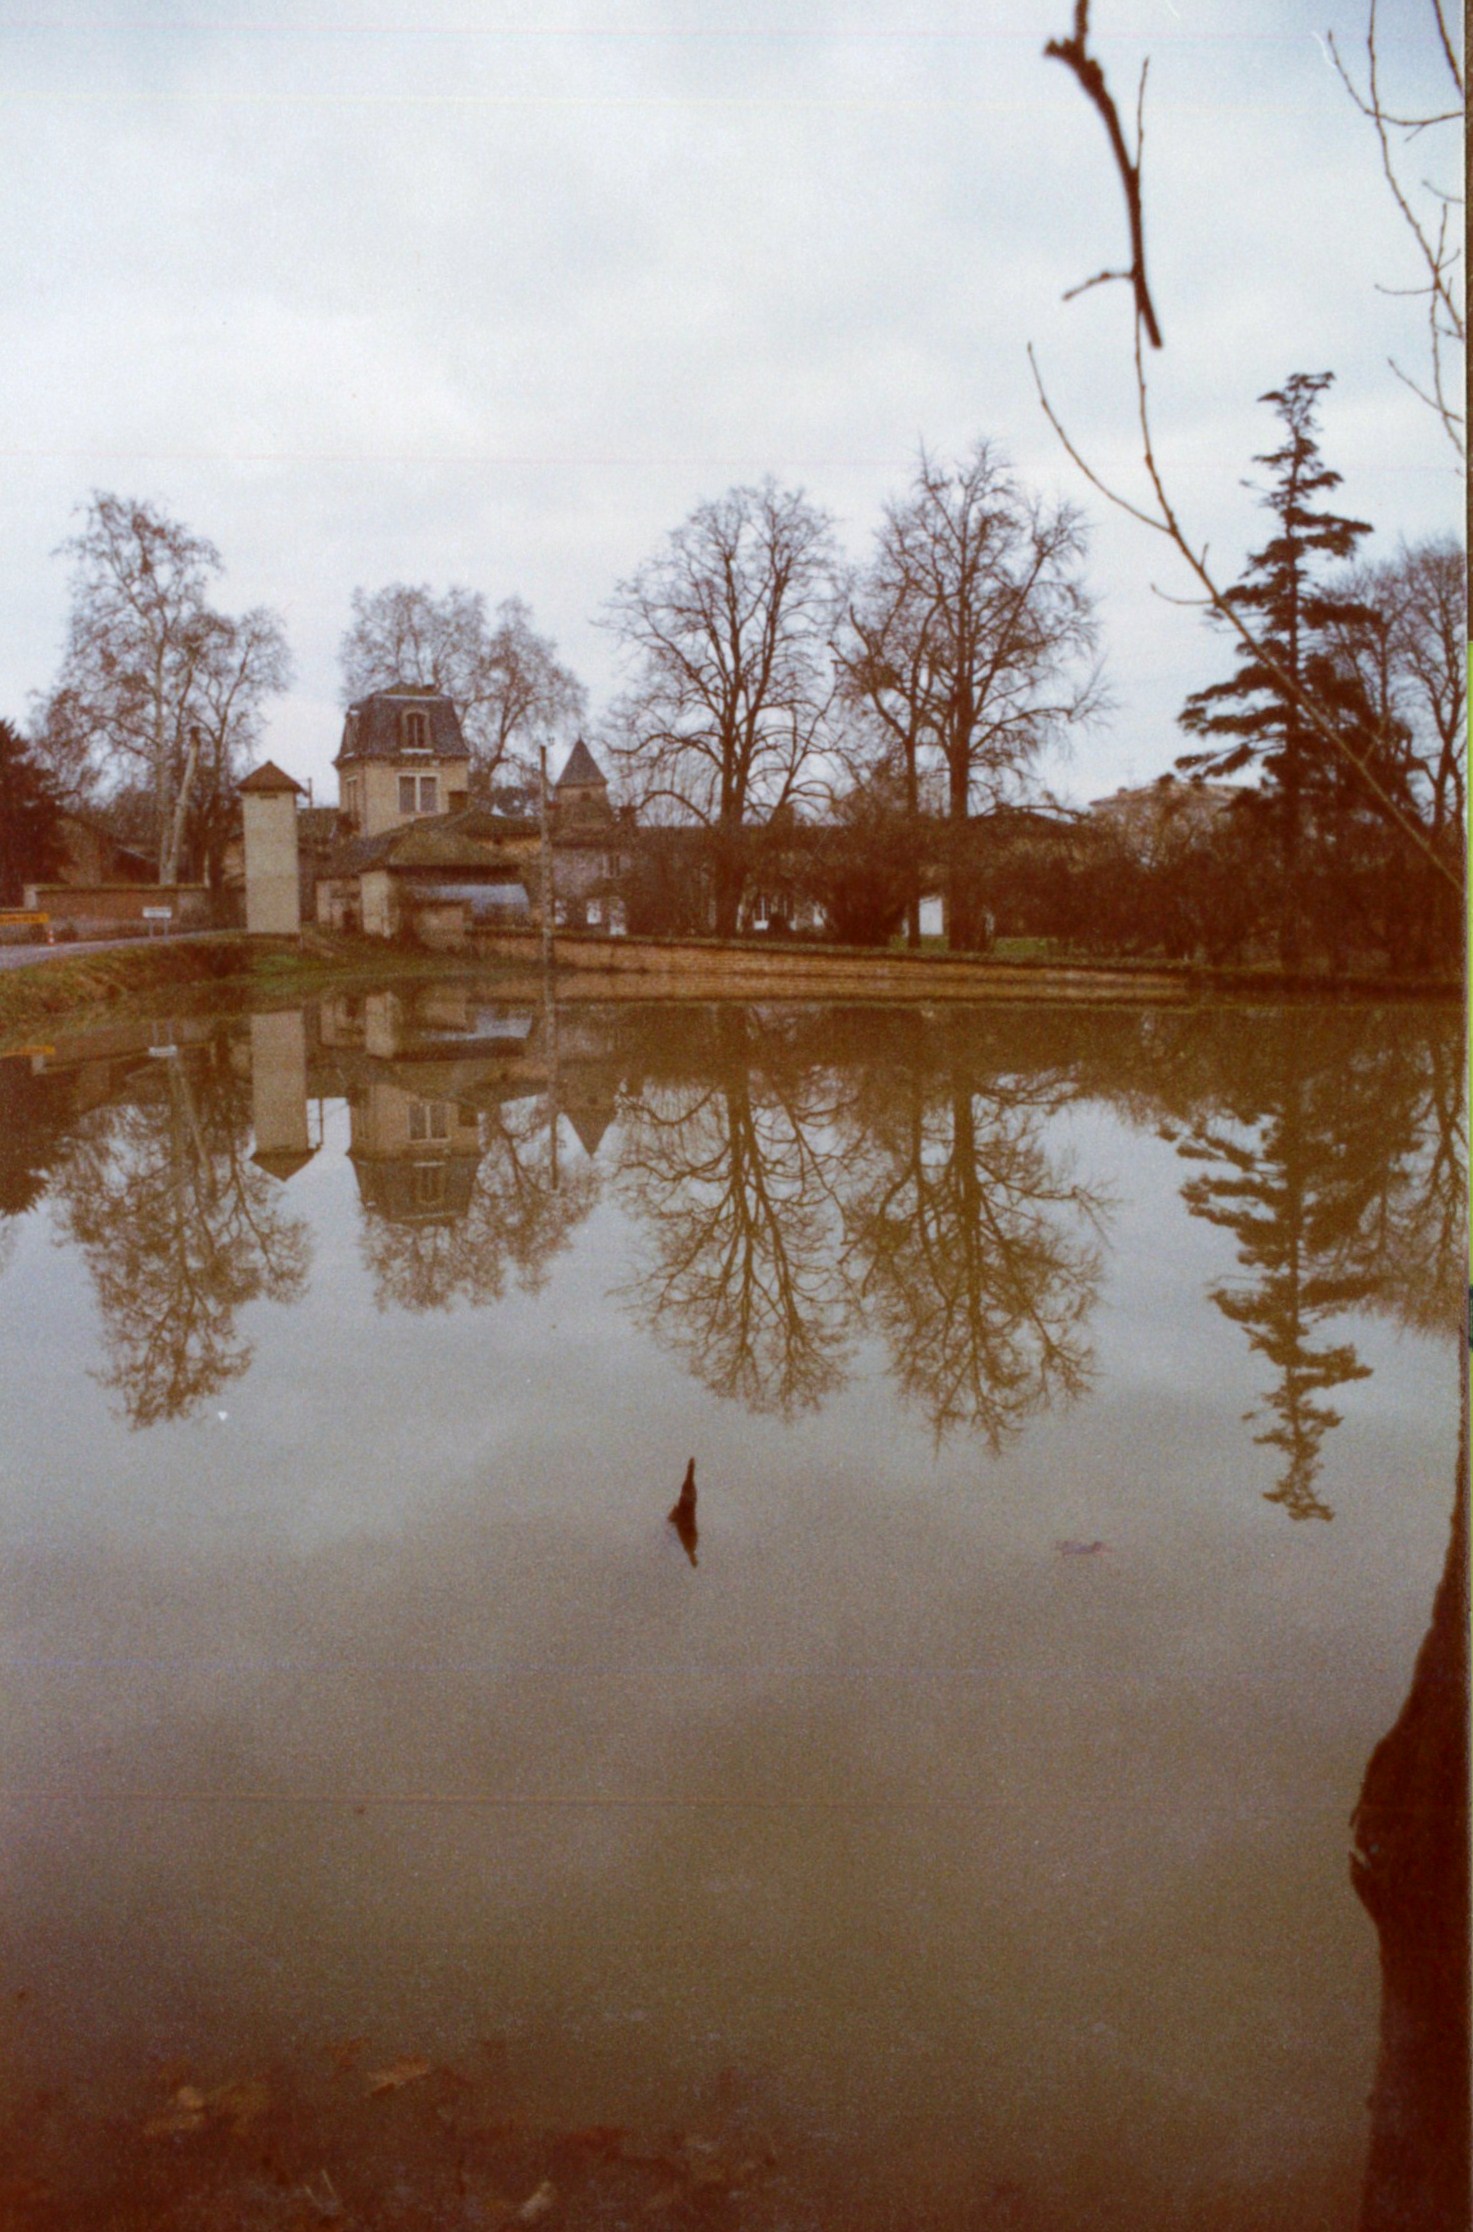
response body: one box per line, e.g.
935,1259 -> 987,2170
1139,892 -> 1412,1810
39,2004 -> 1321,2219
0,993 -> 1461,1501
324,988 -> 602,1314
49,1036 -> 311,1427
615,1008 -> 854,1418
839,1013 -> 1104,1449
1168,1010 -> 1466,1519
0,986 -> 1463,2227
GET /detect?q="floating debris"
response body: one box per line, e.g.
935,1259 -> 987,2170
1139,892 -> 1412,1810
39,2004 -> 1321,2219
366,2055 -> 434,2095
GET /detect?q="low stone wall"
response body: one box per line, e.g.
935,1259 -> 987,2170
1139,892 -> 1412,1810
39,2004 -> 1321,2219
469,927 -> 1192,1002
23,883 -> 220,939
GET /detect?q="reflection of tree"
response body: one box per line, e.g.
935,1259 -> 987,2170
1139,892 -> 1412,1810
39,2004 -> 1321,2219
1173,1012 -> 1463,1519
1339,1020 -> 1465,1344
358,1097 -> 597,1314
0,1061 -> 76,1222
840,1033 -> 1104,1449
54,1043 -> 310,1427
615,1013 -> 852,1419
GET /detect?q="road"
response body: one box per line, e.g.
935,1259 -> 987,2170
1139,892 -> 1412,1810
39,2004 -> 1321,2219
0,933 -> 213,972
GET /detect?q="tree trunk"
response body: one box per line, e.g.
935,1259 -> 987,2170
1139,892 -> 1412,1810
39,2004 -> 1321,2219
160,724 -> 202,888
905,746 -> 921,948
1352,1408 -> 1469,2232
946,755 -> 973,951
714,824 -> 743,940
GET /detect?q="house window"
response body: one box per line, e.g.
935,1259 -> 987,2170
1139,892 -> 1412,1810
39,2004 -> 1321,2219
418,776 -> 438,813
414,1163 -> 446,1208
399,775 -> 417,815
408,1101 -> 451,1142
587,897 -> 604,926
402,709 -> 430,752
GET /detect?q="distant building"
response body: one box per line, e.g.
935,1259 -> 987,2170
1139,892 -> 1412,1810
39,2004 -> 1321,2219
1088,774 -> 1240,850
52,814 -> 154,888
317,707 -> 631,943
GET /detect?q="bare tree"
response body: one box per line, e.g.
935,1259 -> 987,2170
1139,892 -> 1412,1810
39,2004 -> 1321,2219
340,583 -> 585,792
36,493 -> 291,884
839,445 -> 1103,950
602,480 -> 840,937
1327,0 -> 1465,460
1330,537 -> 1467,847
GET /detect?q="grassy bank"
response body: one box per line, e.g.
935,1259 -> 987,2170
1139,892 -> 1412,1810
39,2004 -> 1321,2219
0,933 -> 460,1053
0,929 -> 1459,1055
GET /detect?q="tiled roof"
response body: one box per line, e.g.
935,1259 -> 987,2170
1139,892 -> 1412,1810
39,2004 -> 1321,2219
324,809 -> 537,879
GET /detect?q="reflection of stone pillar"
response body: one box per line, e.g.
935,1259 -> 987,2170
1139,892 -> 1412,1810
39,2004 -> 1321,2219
249,1009 -> 316,1180
241,761 -> 304,935
364,993 -> 403,1060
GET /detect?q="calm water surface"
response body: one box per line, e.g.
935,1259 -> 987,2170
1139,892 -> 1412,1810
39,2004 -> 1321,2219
0,987 -> 1463,2229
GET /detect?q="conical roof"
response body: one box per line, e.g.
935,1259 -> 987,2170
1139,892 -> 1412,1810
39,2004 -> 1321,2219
556,738 -> 606,789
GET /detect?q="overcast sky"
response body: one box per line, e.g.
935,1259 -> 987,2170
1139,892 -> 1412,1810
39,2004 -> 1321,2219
0,0 -> 1461,807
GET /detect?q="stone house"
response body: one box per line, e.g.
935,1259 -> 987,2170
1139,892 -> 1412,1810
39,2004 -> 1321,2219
336,689 -> 472,837
314,694 -> 631,943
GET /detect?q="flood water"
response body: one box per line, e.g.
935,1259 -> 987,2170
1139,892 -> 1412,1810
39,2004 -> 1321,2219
0,985 -> 1464,2230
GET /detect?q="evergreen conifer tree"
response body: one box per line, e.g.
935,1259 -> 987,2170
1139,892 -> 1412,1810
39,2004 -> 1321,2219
0,720 -> 67,907
1177,373 -> 1373,967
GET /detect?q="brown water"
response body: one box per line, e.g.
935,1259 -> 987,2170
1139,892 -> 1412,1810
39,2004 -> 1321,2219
0,987 -> 1464,2230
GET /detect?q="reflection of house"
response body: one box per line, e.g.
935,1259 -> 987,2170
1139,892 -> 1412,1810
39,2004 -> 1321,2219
346,1070 -> 485,1224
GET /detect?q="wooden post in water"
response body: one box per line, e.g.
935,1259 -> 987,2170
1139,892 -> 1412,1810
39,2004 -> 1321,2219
540,743 -> 558,1188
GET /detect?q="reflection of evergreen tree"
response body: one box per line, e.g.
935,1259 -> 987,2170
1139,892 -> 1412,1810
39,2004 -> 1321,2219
54,1038 -> 310,1427
1176,1023 -> 1378,1519
1168,1008 -> 1464,1518
839,1023 -> 1104,1449
357,1098 -> 597,1314
0,1060 -> 77,1222
614,1010 -> 852,1419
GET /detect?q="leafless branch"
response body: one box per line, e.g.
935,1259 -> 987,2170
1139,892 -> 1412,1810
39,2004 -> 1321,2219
1044,3 -> 1162,348
1326,0 -> 1464,459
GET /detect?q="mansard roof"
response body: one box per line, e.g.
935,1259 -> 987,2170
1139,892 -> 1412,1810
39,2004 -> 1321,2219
336,689 -> 469,767
556,737 -> 607,790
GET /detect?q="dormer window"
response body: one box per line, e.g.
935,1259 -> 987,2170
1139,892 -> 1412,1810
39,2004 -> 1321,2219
402,708 -> 431,753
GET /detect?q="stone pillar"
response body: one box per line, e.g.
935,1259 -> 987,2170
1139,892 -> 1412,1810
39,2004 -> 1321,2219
240,760 -> 305,934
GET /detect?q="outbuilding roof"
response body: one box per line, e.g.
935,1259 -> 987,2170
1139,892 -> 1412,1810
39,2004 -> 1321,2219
239,760 -> 305,795
336,690 -> 469,767
325,807 -> 536,880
